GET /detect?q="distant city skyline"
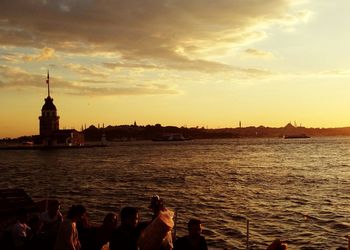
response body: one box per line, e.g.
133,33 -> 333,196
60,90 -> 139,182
1,1 -> 350,138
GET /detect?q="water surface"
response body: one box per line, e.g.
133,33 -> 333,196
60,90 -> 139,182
1,137 -> 350,249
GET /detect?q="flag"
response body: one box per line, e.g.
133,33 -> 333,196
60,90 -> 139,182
46,71 -> 49,84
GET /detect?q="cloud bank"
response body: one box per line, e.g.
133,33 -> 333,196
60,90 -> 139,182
0,65 -> 178,96
0,0 -> 300,71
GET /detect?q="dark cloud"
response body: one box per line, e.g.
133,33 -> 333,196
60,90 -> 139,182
0,0 -> 295,72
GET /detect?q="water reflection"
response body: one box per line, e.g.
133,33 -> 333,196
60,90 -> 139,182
1,138 -> 350,248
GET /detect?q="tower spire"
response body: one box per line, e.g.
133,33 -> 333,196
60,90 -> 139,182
46,70 -> 50,97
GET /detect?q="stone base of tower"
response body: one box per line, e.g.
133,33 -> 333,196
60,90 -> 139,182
33,129 -> 85,146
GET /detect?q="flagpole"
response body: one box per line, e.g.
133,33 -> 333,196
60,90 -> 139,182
47,70 -> 50,97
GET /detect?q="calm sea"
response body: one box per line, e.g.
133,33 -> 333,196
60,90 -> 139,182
1,137 -> 350,249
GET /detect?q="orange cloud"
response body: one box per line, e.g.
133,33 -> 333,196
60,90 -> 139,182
22,47 -> 56,61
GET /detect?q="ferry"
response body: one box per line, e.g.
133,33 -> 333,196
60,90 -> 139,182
152,133 -> 191,141
283,134 -> 310,139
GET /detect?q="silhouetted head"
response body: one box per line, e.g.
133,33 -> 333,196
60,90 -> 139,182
188,219 -> 202,238
48,200 -> 60,216
120,207 -> 139,228
102,212 -> 118,229
149,195 -> 164,217
67,204 -> 86,221
267,239 -> 287,250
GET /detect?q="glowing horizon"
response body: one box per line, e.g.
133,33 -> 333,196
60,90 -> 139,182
1,0 -> 350,138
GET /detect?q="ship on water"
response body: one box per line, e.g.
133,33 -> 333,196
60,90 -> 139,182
283,134 -> 310,139
152,133 -> 191,141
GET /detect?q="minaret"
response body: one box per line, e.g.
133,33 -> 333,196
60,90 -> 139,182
39,71 -> 60,136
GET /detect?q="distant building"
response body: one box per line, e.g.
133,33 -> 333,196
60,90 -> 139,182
34,72 -> 84,146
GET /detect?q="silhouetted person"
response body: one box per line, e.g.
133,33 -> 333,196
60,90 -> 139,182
138,195 -> 174,250
26,214 -> 44,250
54,205 -> 86,250
149,195 -> 165,220
92,212 -> 118,250
174,219 -> 207,250
266,239 -> 287,250
12,208 -> 31,250
109,207 -> 139,250
75,205 -> 95,250
40,200 -> 63,250
135,195 -> 165,243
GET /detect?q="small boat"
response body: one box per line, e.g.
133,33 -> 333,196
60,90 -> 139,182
283,134 -> 310,139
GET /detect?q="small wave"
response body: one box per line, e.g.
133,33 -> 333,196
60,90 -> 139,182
331,222 -> 350,231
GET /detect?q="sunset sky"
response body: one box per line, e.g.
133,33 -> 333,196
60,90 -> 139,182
1,0 -> 350,138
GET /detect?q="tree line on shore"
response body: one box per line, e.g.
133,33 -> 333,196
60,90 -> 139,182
3,123 -> 350,142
